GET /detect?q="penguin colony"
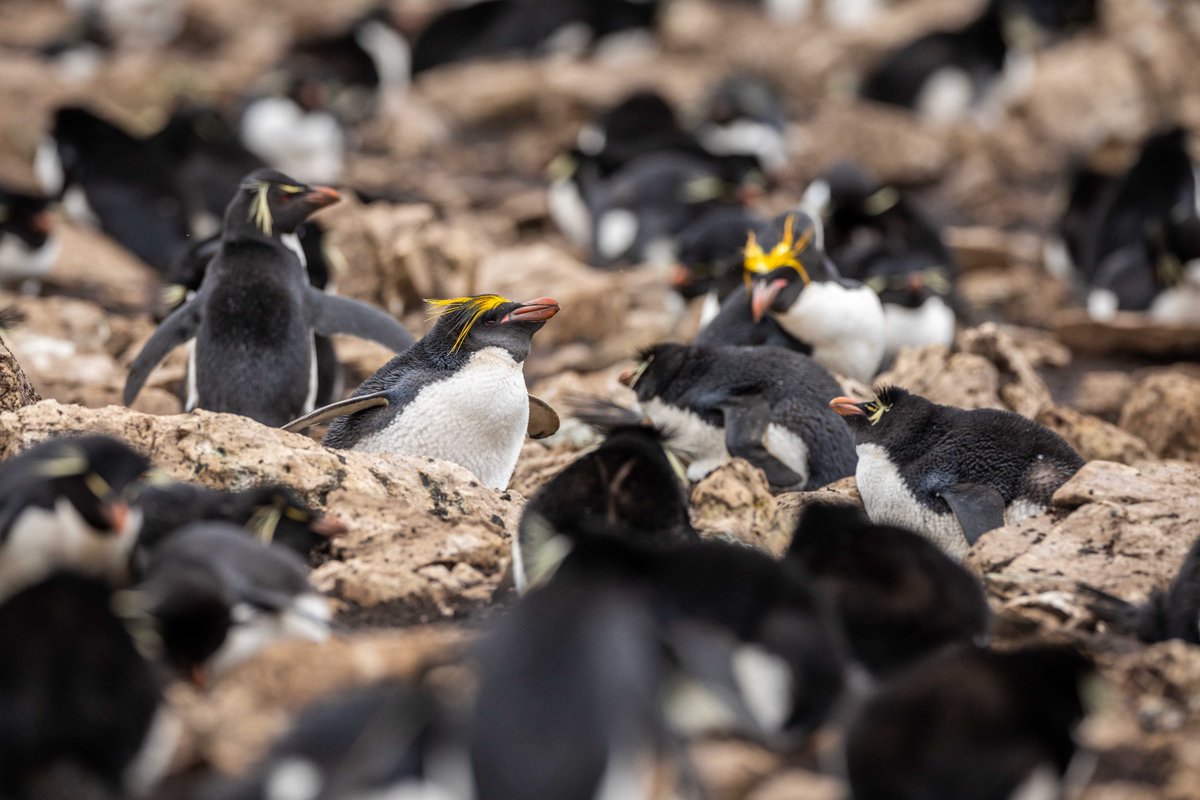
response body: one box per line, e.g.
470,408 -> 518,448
0,0 -> 1198,796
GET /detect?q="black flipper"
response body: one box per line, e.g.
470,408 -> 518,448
720,395 -> 804,489
528,396 -> 560,439
123,296 -> 204,406
281,390 -> 391,433
307,290 -> 415,352
939,483 -> 1007,545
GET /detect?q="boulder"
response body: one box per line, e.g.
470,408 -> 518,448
689,459 -> 789,554
0,401 -> 523,622
1119,373 -> 1200,463
0,336 -> 38,411
1036,404 -> 1153,465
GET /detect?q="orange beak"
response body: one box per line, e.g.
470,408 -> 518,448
502,297 -> 560,323
906,272 -> 925,292
750,278 -> 787,322
669,263 -> 692,289
829,397 -> 865,417
29,211 -> 54,236
619,368 -> 637,387
102,501 -> 130,533
302,186 -> 341,208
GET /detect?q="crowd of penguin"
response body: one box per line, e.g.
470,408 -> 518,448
1,0 -> 1199,798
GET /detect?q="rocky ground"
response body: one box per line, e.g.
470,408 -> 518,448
2,0 -> 1200,797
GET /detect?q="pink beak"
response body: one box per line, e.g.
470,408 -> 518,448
501,297 -> 560,323
750,279 -> 787,322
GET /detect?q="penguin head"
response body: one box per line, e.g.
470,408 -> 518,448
584,89 -> 681,159
27,435 -> 150,536
0,188 -> 55,249
142,562 -> 234,684
673,207 -> 768,300
619,342 -> 690,403
830,386 -> 931,443
743,211 -> 830,321
424,294 -> 559,363
226,168 -> 340,237
863,260 -> 954,309
242,484 -> 347,558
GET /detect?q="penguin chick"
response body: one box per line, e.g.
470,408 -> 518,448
123,169 -> 415,426
785,502 -> 989,677
0,572 -> 176,799
1080,532 -> 1200,645
0,186 -> 59,291
742,211 -> 887,382
844,644 -> 1095,800
830,386 -> 1084,558
134,481 -> 345,563
284,294 -> 561,490
515,411 -> 698,591
139,522 -> 329,683
0,435 -> 148,599
622,342 -> 856,491
216,680 -> 445,800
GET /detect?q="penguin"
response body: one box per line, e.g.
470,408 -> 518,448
859,0 -> 1015,126
410,0 -> 660,76
578,89 -> 698,173
785,502 -> 989,677
1043,158 -> 1118,282
0,435 -> 148,599
35,106 -> 194,272
830,386 -> 1084,558
134,481 -> 345,564
694,74 -> 788,174
1086,214 -> 1200,324
718,211 -> 887,382
844,644 -> 1095,800
59,0 -> 187,50
1080,532 -> 1200,645
0,572 -> 177,799
620,342 -> 857,491
587,150 -> 761,267
138,522 -> 330,683
0,186 -> 59,291
238,82 -> 347,187
515,408 -> 698,591
123,169 -> 415,427
672,205 -> 770,315
215,680 -> 446,800
283,294 -> 561,491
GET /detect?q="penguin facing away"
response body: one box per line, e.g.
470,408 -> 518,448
284,294 -> 561,491
123,169 -> 415,427
621,342 -> 856,491
0,435 -> 149,600
830,386 -> 1084,558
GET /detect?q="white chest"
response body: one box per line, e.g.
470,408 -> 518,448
775,282 -> 886,383
356,348 -> 530,490
882,295 -> 956,358
548,179 -> 592,247
855,443 -> 969,558
240,98 -> 345,185
0,233 -> 59,283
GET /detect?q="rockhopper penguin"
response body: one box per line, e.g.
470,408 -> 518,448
123,169 -> 415,427
830,386 -> 1084,558
284,294 -> 561,491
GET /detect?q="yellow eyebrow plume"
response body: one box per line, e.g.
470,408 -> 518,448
426,294 -> 511,352
743,214 -> 812,285
247,181 -> 273,236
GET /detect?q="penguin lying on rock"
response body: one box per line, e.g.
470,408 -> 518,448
284,294 -> 561,490
0,435 -> 149,600
621,342 -> 856,491
830,386 -> 1084,558
123,169 -> 415,427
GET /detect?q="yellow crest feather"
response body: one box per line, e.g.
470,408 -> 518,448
425,294 -> 511,353
33,446 -> 88,478
246,181 -> 273,236
743,214 -> 812,285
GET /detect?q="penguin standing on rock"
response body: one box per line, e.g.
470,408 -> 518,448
0,435 -> 149,599
284,294 -> 561,491
621,342 -> 856,491
830,386 -> 1084,558
123,169 -> 415,427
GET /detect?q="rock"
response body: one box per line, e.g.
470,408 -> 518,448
775,477 -> 863,535
945,225 -> 1044,273
0,401 -> 523,622
798,103 -> 952,186
0,336 -> 38,411
966,460 -> 1200,634
1053,310 -> 1200,359
1036,405 -> 1154,465
689,459 -> 789,555
688,740 -> 782,800
1119,373 -> 1200,463
169,627 -> 466,775
1074,371 -> 1138,421
745,769 -> 848,800
876,345 -> 1003,409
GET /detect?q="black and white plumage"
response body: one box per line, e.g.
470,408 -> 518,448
0,186 -> 58,291
785,502 -> 989,677
844,644 -> 1094,800
694,74 -> 788,174
672,206 -> 770,325
285,294 -> 561,490
36,106 -> 193,272
708,210 -> 887,382
0,572 -> 177,798
0,435 -> 148,599
138,522 -> 329,682
622,342 -> 856,491
123,169 -> 414,427
830,386 -> 1084,558
134,481 -> 344,564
